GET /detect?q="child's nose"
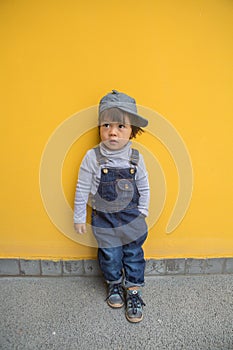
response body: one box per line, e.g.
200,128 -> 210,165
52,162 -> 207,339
109,125 -> 118,135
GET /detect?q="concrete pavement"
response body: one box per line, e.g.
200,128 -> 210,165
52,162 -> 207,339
0,274 -> 232,349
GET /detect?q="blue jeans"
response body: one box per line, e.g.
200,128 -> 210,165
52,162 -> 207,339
98,232 -> 147,287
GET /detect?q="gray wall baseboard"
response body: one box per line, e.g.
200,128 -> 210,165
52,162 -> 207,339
0,258 -> 232,277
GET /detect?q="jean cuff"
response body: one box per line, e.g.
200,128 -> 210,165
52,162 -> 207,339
106,277 -> 123,285
123,279 -> 145,288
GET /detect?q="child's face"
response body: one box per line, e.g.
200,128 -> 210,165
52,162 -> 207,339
100,114 -> 132,150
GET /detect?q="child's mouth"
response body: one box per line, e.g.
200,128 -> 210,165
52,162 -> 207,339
109,140 -> 118,144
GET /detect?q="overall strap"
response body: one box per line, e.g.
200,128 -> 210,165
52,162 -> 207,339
130,148 -> 139,166
94,146 -> 108,166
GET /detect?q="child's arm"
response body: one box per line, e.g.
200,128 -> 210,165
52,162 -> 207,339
73,150 -> 94,232
136,154 -> 150,217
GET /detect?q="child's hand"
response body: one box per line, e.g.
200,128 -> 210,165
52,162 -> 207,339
74,223 -> 86,234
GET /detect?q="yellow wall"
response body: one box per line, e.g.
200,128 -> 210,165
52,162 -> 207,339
1,0 -> 232,259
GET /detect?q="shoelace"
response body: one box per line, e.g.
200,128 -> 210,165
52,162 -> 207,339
106,284 -> 124,302
127,291 -> 146,314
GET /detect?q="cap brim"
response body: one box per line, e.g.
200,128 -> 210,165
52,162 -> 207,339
117,107 -> 148,127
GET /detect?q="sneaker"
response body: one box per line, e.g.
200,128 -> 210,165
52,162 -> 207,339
106,283 -> 124,308
125,289 -> 145,323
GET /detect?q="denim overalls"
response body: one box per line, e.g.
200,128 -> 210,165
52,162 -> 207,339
91,146 -> 148,287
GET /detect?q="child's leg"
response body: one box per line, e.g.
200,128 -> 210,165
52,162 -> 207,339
98,246 -> 123,283
98,246 -> 124,308
122,232 -> 147,322
122,232 -> 147,288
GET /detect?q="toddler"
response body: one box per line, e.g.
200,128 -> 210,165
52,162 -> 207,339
74,90 -> 150,322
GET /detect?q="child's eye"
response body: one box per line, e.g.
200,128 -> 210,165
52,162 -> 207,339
119,124 -> 125,129
102,123 -> 110,128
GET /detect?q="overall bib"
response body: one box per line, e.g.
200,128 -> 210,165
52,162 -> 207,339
91,146 -> 148,287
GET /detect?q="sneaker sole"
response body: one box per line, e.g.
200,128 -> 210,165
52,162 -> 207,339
107,300 -> 124,308
125,313 -> 143,323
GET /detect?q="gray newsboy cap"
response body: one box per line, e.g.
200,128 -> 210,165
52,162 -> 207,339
99,89 -> 148,127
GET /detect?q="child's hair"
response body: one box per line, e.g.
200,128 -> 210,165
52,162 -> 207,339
99,108 -> 144,139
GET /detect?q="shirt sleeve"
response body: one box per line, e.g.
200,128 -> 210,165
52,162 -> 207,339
73,150 -> 94,223
135,153 -> 150,217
